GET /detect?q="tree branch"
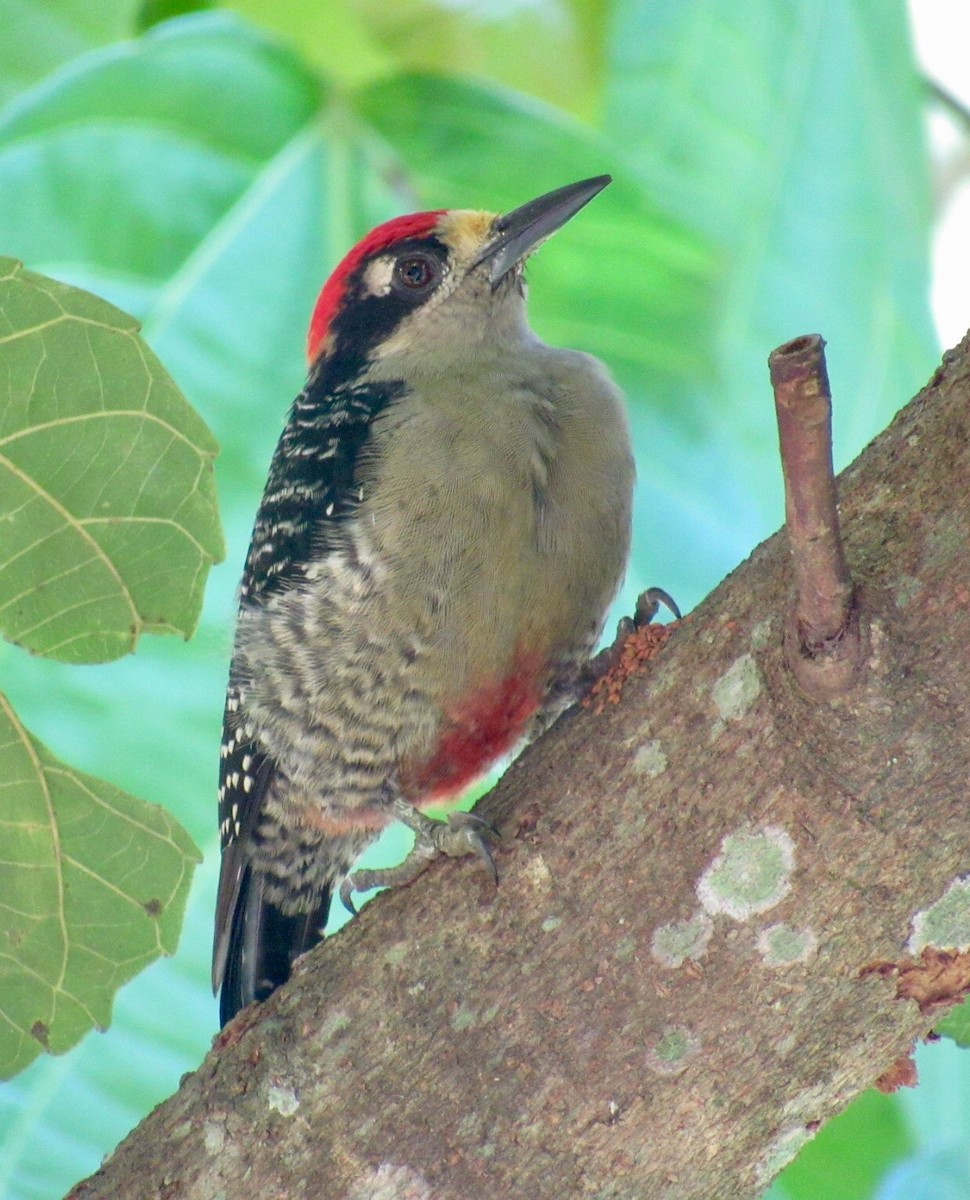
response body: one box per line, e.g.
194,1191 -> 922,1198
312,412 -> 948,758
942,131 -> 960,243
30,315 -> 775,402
69,335 -> 970,1200
770,333 -> 865,698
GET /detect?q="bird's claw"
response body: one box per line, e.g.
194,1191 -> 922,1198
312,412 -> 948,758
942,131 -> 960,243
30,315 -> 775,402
338,802 -> 499,915
338,877 -> 359,916
435,811 -> 498,882
636,586 -> 682,625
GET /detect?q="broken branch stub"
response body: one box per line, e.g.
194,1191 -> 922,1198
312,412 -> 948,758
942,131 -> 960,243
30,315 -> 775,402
769,334 -> 867,698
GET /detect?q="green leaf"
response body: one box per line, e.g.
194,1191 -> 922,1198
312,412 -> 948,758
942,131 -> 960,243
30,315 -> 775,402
228,0 -> 602,118
0,13 -> 324,317
774,1089 -> 914,1200
136,0 -> 214,33
0,691 -> 201,1079
597,0 -> 939,617
0,0 -> 139,108
605,0 -> 936,454
935,999 -> 970,1048
226,0 -> 392,86
0,258 -> 224,662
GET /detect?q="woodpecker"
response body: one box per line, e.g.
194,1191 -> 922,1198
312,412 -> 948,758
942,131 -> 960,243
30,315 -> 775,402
213,176 -> 635,1025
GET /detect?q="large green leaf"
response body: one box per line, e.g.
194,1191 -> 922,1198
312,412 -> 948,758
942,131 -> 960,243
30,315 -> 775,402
0,13 -> 324,318
0,258 -> 224,662
774,1088 -> 914,1200
0,692 -> 200,1078
229,0 -> 603,119
603,0 -> 939,613
0,0 -> 139,107
605,0 -> 935,455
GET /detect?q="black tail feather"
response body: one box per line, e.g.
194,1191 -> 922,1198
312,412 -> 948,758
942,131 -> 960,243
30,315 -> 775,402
219,866 -> 332,1027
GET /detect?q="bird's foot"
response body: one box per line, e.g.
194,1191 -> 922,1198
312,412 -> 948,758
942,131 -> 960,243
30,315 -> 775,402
339,797 -> 498,915
581,586 -> 681,714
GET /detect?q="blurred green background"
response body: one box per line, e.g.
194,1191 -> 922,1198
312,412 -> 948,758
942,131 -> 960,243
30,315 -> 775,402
0,0 -> 963,1196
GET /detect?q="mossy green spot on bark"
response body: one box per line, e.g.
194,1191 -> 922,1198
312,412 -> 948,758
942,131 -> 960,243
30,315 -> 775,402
910,877 -> 970,952
646,1025 -> 699,1075
757,923 -> 817,966
632,739 -> 668,777
651,912 -> 714,968
698,827 -> 795,920
712,653 -> 762,722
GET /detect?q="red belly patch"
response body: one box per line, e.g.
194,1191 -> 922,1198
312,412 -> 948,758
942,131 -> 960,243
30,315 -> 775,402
406,653 -> 545,803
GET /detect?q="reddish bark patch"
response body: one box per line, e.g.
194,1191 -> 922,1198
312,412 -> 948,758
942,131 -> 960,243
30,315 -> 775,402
584,623 -> 674,715
874,1054 -> 919,1093
860,947 -> 970,1016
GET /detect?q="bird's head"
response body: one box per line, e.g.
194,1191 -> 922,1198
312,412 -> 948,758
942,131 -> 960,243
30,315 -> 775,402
307,176 -> 611,377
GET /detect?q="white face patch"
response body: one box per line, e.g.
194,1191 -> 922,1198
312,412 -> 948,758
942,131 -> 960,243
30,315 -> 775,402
362,255 -> 395,297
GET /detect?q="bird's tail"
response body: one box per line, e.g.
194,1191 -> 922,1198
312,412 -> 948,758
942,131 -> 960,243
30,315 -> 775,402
214,812 -> 369,1027
218,865 -> 334,1027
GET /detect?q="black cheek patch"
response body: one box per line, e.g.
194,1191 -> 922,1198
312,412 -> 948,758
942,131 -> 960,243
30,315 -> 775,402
325,235 -> 449,382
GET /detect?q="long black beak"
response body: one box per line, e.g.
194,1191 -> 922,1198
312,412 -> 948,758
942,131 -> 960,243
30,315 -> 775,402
476,175 -> 612,284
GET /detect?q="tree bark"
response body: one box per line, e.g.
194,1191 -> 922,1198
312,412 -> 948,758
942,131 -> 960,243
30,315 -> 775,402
69,335 -> 970,1200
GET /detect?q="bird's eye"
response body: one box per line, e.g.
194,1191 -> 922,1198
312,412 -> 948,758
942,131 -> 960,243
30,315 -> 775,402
394,254 -> 438,292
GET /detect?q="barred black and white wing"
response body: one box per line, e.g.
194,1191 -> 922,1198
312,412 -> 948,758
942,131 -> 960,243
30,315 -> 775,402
212,375 -> 399,1024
